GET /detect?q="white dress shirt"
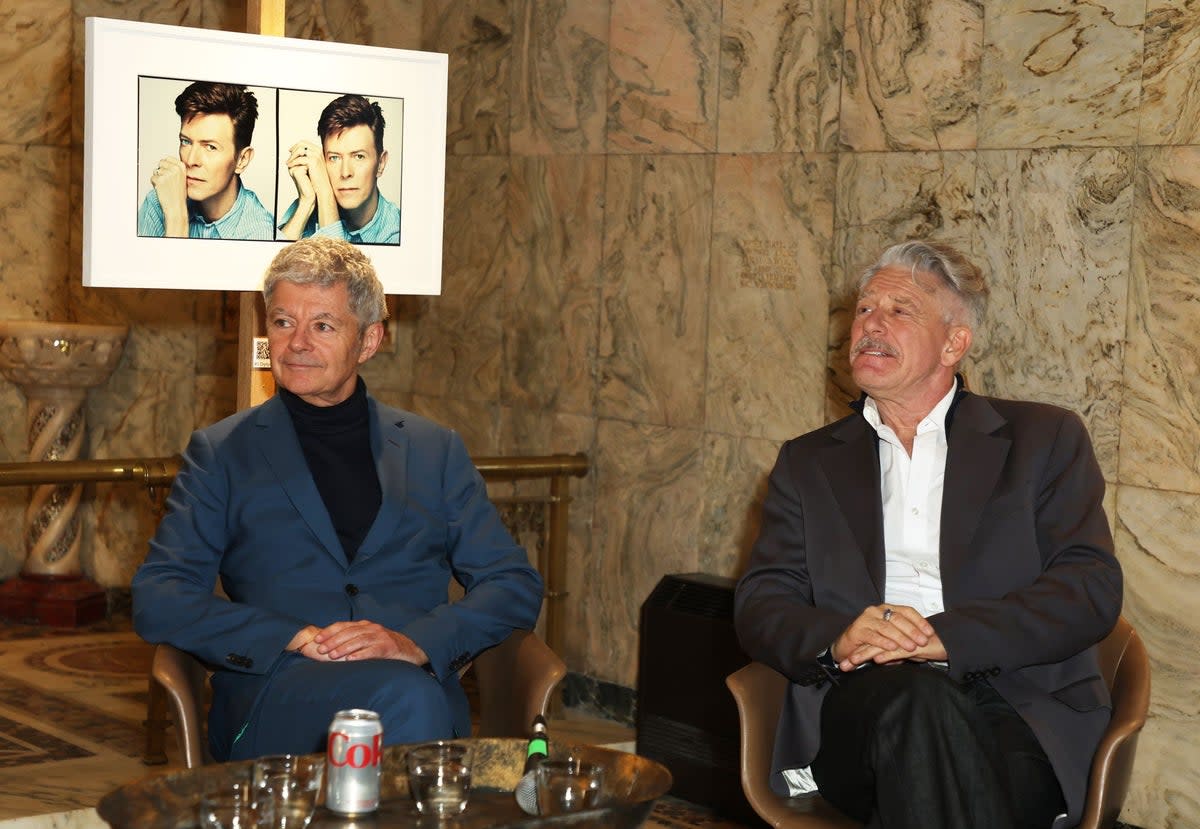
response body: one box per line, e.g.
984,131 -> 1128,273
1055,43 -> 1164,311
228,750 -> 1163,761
783,381 -> 957,796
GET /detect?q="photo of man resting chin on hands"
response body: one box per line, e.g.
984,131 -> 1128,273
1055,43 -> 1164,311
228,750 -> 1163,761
277,93 -> 401,246
137,80 -> 274,240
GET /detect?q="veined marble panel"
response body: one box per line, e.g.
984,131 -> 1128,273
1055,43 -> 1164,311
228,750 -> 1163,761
509,0 -> 608,154
67,286 -> 202,335
1120,147 -> 1200,493
607,0 -> 720,153
972,148 -> 1132,480
1113,483 -> 1200,829
409,395 -> 501,456
1141,1 -> 1200,146
827,151 -> 978,414
192,375 -> 235,432
86,368 -> 195,586
699,433 -> 782,578
499,407 -> 596,667
0,146 -> 71,320
587,419 -> 706,686
360,346 -> 416,405
979,0 -> 1142,149
839,0 -> 982,151
0,267 -> 68,326
503,155 -> 603,415
413,156 -> 507,401
424,0 -> 512,154
598,154 -> 712,428
718,0 -> 842,153
0,0 -> 70,146
708,153 -> 834,441
283,0 -> 424,48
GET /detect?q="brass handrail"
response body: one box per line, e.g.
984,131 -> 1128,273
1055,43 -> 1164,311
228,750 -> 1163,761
0,453 -> 589,488
0,452 -> 587,673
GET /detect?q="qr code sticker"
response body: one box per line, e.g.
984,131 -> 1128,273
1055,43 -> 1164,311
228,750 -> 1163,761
252,337 -> 272,369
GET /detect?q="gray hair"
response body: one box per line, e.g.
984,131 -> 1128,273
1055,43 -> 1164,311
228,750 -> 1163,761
858,240 -> 988,330
262,237 -> 388,331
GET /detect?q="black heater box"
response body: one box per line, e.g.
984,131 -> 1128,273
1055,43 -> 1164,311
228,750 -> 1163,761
636,573 -> 762,825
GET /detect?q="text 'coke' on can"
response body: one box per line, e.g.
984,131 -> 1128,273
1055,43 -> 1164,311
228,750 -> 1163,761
326,708 -> 383,815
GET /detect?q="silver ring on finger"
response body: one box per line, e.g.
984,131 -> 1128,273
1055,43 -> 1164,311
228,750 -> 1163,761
882,607 -> 893,622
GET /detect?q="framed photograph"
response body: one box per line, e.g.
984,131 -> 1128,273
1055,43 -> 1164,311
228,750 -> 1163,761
84,17 -> 447,294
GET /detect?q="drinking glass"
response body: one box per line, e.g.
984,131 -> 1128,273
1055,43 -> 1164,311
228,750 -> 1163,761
253,754 -> 325,828
406,741 -> 473,817
535,758 -> 604,815
198,780 -> 264,829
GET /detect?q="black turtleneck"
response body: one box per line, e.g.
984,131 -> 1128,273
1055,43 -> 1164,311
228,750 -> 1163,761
278,377 -> 381,563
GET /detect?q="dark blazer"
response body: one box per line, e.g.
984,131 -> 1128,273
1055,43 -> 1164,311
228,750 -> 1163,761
734,392 -> 1122,829
132,391 -> 544,757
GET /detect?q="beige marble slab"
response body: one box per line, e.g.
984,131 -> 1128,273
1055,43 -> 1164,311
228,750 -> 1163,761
424,0 -> 512,154
826,151 -> 978,415
1140,1 -> 1200,146
410,395 -> 502,457
598,154 -> 712,428
503,155 -> 603,415
979,0 -> 1142,149
509,0 -> 609,154
585,419 -> 706,686
607,0 -> 720,152
0,0 -> 70,146
1113,483 -> 1200,829
498,406 -> 596,666
0,146 -> 72,320
1120,146 -> 1200,493
412,156 -> 507,402
283,0 -> 424,48
86,366 -> 196,585
698,433 -> 783,577
708,153 -> 834,441
840,0 -> 981,151
972,148 -> 1132,480
718,0 -> 842,153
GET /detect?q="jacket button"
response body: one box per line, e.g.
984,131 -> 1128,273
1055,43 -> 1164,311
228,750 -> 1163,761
345,584 -> 359,596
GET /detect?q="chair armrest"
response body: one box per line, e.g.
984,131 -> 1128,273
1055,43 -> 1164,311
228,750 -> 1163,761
473,630 -> 567,738
151,643 -> 210,768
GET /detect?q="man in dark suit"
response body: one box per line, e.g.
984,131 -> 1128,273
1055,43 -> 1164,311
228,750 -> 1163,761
734,240 -> 1121,829
132,236 -> 543,761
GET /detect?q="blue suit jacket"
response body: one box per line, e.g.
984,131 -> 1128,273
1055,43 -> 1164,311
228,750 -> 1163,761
734,393 -> 1122,828
132,392 -> 544,757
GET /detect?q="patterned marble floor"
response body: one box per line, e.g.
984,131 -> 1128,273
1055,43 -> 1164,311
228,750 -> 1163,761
0,617 -> 750,829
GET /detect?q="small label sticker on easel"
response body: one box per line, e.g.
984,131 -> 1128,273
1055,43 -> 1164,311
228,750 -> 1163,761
253,337 -> 272,369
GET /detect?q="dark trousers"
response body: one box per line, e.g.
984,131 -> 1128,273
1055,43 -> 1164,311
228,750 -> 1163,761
811,663 -> 1065,829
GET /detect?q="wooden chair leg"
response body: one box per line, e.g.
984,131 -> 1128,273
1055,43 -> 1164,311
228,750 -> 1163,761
143,674 -> 169,765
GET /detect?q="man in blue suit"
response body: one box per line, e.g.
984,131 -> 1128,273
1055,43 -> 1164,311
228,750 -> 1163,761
132,237 -> 543,761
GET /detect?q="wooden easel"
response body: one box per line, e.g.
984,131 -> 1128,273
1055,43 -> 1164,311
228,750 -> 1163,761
236,0 -> 285,410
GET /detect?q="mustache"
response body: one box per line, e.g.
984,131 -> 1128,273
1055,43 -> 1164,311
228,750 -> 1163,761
851,337 -> 896,358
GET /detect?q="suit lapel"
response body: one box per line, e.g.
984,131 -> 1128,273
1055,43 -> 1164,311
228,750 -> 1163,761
820,416 -> 886,600
254,397 -> 348,567
940,396 -> 1010,593
355,402 -> 409,561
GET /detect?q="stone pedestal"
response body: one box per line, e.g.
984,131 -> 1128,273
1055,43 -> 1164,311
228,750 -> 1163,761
0,320 -> 128,626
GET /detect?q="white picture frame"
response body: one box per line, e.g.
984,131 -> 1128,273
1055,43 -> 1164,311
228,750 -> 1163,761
83,17 -> 447,295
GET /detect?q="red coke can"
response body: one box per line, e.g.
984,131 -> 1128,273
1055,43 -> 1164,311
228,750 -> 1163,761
326,708 -> 383,815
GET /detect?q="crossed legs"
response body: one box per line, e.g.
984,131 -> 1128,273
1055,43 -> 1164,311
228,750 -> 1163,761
811,663 -> 1065,829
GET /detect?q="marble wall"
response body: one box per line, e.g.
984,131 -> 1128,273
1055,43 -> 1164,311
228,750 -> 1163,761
0,0 -> 1198,825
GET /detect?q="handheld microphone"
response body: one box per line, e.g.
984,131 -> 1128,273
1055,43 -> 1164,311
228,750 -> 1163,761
514,714 -> 548,814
